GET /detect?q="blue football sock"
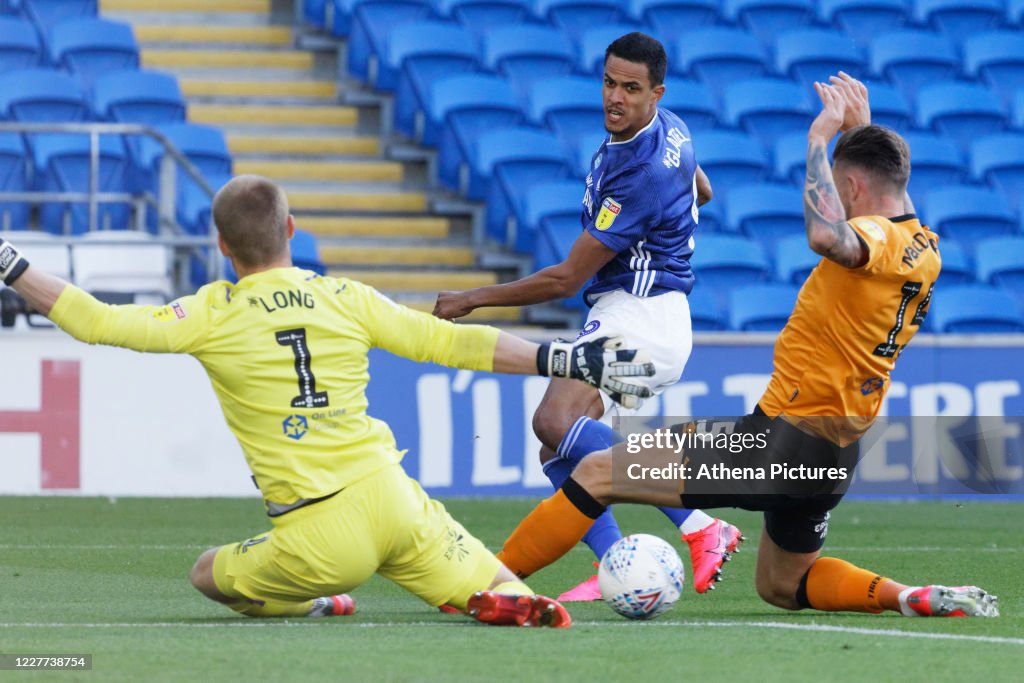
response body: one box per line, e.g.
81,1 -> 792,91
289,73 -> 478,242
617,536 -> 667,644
581,511 -> 622,560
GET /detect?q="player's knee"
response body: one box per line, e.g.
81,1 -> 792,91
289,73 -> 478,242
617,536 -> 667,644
190,548 -> 220,598
532,408 -> 574,451
571,450 -> 613,505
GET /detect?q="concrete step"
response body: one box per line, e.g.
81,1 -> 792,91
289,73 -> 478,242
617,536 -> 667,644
289,191 -> 427,213
296,216 -> 450,238
320,245 -> 475,267
397,298 -> 523,322
143,49 -> 313,70
181,79 -> 335,100
134,25 -> 291,45
188,103 -> 357,127
330,269 -> 497,291
235,159 -> 402,182
228,134 -> 378,156
102,0 -> 270,11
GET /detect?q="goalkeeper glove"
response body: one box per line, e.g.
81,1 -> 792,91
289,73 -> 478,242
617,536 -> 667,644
537,335 -> 655,409
0,237 -> 28,286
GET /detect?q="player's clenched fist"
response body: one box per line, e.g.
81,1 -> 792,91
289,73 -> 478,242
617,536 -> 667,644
433,290 -> 473,320
537,335 -> 655,409
0,237 -> 29,285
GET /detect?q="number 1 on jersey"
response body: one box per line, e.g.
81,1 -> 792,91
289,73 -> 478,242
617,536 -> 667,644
276,328 -> 329,408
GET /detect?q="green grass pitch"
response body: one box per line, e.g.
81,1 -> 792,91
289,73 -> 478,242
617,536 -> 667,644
2,496 -> 1022,682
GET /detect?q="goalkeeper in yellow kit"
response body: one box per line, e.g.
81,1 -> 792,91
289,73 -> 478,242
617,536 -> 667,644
0,175 -> 656,628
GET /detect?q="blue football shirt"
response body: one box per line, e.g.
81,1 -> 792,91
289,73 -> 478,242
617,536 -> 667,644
580,108 -> 700,305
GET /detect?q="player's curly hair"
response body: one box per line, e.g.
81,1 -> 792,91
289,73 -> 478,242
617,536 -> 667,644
605,32 -> 667,87
833,125 -> 911,192
212,175 -> 290,269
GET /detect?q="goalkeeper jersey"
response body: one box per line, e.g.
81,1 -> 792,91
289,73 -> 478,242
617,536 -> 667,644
49,267 -> 500,513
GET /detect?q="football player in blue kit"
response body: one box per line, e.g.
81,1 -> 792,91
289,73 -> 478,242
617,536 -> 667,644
433,32 -> 742,600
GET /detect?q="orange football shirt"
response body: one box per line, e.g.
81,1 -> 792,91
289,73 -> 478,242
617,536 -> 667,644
759,215 -> 941,445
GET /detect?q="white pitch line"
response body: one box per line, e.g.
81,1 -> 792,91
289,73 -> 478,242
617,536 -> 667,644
0,620 -> 1020,646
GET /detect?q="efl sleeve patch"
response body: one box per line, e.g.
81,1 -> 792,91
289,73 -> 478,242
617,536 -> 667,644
152,300 -> 188,322
851,219 -> 886,242
595,197 -> 621,231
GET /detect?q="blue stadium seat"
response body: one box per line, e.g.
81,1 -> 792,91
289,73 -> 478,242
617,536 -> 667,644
570,130 -> 607,177
0,133 -> 28,231
914,0 -> 1003,41
660,78 -> 717,131
924,185 -> 1018,247
1011,0 -> 1024,25
136,124 -> 232,233
527,75 -> 602,137
49,18 -> 139,87
474,127 -> 574,245
722,78 -> 814,148
302,0 -> 327,27
725,182 -> 804,247
935,239 -> 972,287
964,32 -> 1024,108
520,178 -> 581,254
869,30 -> 958,103
927,285 -> 1024,333
534,211 -> 587,310
628,0 -> 719,36
686,287 -> 728,331
901,132 -> 964,206
693,131 -> 770,211
23,0 -> 96,33
863,81 -> 912,130
917,83 -> 1007,153
92,70 -> 185,125
291,229 -> 326,275
32,133 -> 129,234
975,237 -> 1024,291
675,28 -> 766,98
436,0 -> 530,34
774,29 -> 866,88
971,133 -> 1024,212
774,234 -> 820,284
377,21 -> 476,93
0,16 -> 41,70
576,24 -> 650,77
729,283 -> 799,331
0,68 -> 88,121
1016,90 -> 1024,130
534,0 -> 626,33
344,0 -> 435,83
390,26 -> 480,137
817,0 -> 910,49
429,75 -> 523,184
724,0 -> 815,48
482,25 -> 576,97
181,171 -> 231,240
692,235 -> 770,308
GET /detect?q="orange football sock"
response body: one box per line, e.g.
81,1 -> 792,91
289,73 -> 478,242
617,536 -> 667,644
801,557 -> 892,614
497,488 -> 600,578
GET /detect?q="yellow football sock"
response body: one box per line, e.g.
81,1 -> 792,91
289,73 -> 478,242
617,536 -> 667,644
496,489 -> 597,578
803,557 -> 889,614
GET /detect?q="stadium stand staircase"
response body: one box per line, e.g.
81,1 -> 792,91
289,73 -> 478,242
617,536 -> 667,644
101,0 -> 528,323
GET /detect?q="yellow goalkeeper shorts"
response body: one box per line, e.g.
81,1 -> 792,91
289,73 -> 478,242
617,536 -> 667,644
212,463 -> 500,610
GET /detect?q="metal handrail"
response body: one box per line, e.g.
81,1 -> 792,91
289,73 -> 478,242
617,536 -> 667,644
0,121 -> 223,292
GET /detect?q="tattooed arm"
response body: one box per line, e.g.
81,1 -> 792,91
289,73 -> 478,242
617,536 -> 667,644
804,83 -> 868,268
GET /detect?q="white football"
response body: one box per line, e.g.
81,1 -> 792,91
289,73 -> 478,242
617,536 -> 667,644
598,533 -> 685,620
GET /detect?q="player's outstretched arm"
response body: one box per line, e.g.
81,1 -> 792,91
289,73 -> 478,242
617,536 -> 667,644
804,83 -> 868,268
494,332 -> 654,409
433,232 -> 616,320
695,165 -> 712,207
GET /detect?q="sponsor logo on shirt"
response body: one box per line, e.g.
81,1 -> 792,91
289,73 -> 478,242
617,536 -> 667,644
860,377 -> 885,395
596,197 -> 621,231
575,320 -> 601,340
283,414 -> 308,441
